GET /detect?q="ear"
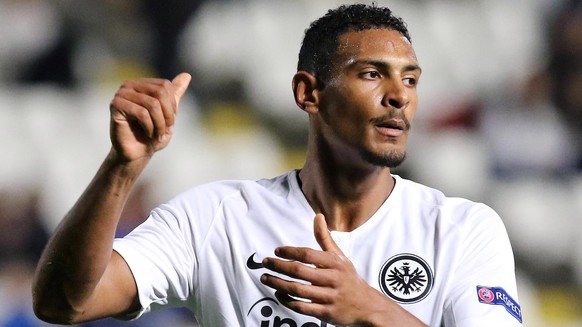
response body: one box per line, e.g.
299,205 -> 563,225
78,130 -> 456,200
292,71 -> 319,114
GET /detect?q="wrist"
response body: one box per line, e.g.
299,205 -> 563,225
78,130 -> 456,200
101,149 -> 151,186
106,148 -> 150,173
358,291 -> 427,327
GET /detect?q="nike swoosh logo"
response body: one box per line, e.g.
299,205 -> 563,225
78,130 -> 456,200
246,252 -> 264,270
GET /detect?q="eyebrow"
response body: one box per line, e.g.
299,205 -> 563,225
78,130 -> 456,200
349,59 -> 422,74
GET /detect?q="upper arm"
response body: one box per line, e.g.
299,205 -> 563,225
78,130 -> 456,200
71,251 -> 140,323
442,205 -> 522,326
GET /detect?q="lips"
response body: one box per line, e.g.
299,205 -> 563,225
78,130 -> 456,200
377,119 -> 407,130
374,119 -> 408,137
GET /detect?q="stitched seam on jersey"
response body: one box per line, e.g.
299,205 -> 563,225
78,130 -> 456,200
434,199 -> 466,316
445,302 -> 459,326
151,206 -> 194,303
155,206 -> 196,267
452,203 -> 494,291
197,189 -> 245,257
187,189 -> 239,316
196,189 -> 246,321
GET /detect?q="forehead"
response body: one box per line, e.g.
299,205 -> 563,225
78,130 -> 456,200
335,28 -> 418,65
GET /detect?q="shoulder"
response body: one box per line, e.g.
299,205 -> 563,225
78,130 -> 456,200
132,171 -> 295,242
164,170 -> 295,211
394,175 -> 503,230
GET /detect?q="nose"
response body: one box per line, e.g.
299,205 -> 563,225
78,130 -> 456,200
382,79 -> 409,109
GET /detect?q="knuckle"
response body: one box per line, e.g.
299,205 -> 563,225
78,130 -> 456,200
136,108 -> 150,120
319,307 -> 333,320
110,90 -> 128,109
146,98 -> 162,112
288,283 -> 303,295
155,80 -> 172,96
114,88 -> 128,99
109,98 -> 124,113
152,87 -> 166,99
109,98 -> 118,110
121,79 -> 134,88
289,263 -> 306,276
321,291 -> 335,304
299,248 -> 314,262
161,79 -> 172,89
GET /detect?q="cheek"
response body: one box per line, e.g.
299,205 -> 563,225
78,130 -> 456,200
324,87 -> 364,118
321,98 -> 367,140
405,92 -> 419,121
407,105 -> 418,122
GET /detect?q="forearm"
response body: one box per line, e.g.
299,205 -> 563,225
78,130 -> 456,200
32,149 -> 148,318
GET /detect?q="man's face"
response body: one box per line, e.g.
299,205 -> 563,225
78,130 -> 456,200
315,28 -> 421,168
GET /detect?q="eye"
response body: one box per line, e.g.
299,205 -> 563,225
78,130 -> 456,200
360,70 -> 382,79
403,77 -> 417,86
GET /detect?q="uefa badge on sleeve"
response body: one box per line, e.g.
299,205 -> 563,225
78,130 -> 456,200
476,285 -> 522,323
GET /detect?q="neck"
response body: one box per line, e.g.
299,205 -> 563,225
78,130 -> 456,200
298,147 -> 395,232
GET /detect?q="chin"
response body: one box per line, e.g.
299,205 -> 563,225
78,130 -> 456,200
360,148 -> 407,168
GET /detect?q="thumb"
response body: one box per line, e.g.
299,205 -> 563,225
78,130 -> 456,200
314,213 -> 344,255
172,72 -> 192,105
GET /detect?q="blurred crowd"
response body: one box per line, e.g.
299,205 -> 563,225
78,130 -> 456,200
0,0 -> 581,326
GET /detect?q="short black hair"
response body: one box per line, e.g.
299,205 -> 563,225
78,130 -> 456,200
298,3 -> 411,84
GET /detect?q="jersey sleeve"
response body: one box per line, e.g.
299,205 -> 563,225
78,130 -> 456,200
112,192 -> 212,319
442,203 -> 523,326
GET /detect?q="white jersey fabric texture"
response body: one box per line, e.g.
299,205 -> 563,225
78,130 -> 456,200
113,170 -> 522,326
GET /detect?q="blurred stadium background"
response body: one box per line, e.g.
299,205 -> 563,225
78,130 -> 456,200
0,0 -> 581,326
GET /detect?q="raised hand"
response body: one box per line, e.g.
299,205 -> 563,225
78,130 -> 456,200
109,73 -> 191,163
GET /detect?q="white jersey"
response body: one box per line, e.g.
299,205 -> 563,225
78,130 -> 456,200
113,170 -> 522,326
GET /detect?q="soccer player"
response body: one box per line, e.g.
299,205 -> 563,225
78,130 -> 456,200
32,4 -> 522,326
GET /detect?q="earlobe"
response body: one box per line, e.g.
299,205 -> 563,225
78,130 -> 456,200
292,71 -> 319,114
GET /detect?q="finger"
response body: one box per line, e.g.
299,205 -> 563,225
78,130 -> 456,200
260,273 -> 331,304
274,291 -> 329,320
136,79 -> 176,129
111,97 -> 155,139
272,246 -> 338,270
128,80 -> 177,136
262,257 -> 324,284
122,77 -> 183,132
263,256 -> 337,287
314,214 -> 344,255
116,87 -> 167,140
172,72 -> 192,106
